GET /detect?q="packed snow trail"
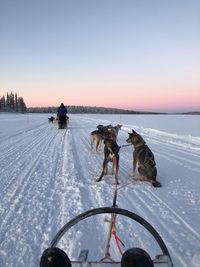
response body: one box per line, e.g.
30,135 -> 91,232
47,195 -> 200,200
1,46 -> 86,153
0,113 -> 200,267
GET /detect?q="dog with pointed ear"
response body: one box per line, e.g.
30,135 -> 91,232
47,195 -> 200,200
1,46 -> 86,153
126,129 -> 161,187
96,133 -> 120,185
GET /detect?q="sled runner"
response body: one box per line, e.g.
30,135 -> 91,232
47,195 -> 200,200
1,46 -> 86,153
46,207 -> 173,267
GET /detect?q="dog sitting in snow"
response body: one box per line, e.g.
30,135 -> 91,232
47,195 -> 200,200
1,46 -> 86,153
126,129 -> 161,187
96,129 -> 120,184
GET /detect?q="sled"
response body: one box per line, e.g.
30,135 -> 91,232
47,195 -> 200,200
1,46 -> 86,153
58,121 -> 67,129
58,116 -> 69,129
50,207 -> 174,267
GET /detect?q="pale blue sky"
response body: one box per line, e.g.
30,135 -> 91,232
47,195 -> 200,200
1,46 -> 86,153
0,0 -> 200,111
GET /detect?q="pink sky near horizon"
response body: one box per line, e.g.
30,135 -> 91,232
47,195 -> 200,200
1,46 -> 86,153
2,69 -> 200,112
3,57 -> 199,112
21,83 -> 200,112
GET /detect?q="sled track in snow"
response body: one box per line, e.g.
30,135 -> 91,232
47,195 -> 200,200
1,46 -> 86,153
0,122 -> 47,145
0,127 -> 59,199
146,189 -> 200,241
0,129 -> 60,234
0,124 -> 51,164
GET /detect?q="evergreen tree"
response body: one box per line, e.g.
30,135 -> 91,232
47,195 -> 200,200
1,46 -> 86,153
6,93 -> 10,111
10,92 -> 15,111
2,96 -> 6,111
0,92 -> 27,113
18,97 -> 27,113
14,93 -> 18,112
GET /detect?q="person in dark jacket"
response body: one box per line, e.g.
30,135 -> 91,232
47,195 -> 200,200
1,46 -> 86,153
40,247 -> 71,267
121,248 -> 154,267
57,103 -> 68,129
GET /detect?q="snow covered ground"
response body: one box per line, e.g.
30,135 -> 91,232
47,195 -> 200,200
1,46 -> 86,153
0,113 -> 200,267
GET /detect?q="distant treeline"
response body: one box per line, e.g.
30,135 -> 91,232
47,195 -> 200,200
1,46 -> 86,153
0,92 -> 27,113
181,111 -> 200,115
28,105 -> 159,114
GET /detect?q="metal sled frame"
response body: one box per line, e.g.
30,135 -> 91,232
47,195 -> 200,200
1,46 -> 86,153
50,207 -> 174,267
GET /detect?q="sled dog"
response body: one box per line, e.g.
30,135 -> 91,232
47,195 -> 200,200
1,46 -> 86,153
96,130 -> 120,184
126,130 -> 161,187
111,124 -> 122,138
90,124 -> 122,152
90,125 -> 106,152
48,116 -> 55,123
90,130 -> 104,152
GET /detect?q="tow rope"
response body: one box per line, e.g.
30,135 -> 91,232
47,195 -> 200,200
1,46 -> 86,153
101,142 -> 135,261
112,228 -> 125,255
101,181 -> 126,261
119,144 -> 132,149
111,183 -> 125,256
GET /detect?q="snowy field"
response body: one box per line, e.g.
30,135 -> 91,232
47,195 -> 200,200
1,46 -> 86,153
0,113 -> 200,267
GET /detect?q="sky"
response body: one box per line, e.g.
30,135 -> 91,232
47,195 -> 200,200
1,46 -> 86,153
0,0 -> 200,112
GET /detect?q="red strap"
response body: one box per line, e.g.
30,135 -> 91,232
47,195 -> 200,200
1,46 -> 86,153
112,229 -> 125,255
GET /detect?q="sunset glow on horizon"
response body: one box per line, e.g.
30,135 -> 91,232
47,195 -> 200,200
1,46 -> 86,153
23,86 -> 200,113
1,0 -> 200,112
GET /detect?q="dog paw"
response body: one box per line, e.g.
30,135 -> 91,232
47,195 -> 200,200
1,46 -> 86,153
152,180 -> 162,187
96,178 -> 102,182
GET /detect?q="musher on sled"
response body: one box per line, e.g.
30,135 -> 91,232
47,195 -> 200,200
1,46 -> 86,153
57,103 -> 68,129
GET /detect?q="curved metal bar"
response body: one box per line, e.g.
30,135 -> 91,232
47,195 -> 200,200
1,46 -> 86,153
50,207 -> 173,266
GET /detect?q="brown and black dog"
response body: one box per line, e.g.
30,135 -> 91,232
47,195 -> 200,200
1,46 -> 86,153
90,125 -> 107,152
126,130 -> 161,187
111,124 -> 122,138
90,124 -> 122,152
96,129 -> 120,184
102,124 -> 122,141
